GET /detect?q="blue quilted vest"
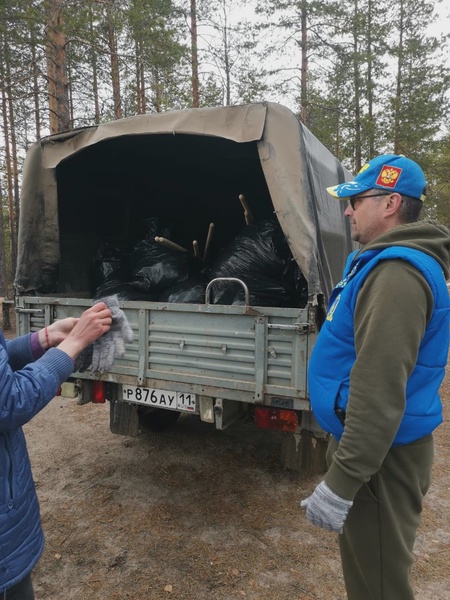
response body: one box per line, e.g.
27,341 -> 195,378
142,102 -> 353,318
308,246 -> 449,445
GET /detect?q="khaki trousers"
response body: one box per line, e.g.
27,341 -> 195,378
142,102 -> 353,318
328,434 -> 434,600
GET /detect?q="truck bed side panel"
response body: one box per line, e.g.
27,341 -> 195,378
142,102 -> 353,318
16,297 -> 312,409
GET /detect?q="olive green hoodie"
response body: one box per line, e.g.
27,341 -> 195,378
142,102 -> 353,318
324,219 -> 450,500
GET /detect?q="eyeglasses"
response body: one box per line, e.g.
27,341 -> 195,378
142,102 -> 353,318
349,193 -> 388,211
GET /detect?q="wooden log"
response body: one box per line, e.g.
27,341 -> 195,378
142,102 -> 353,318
154,236 -> 188,253
238,193 -> 254,225
203,223 -> 215,263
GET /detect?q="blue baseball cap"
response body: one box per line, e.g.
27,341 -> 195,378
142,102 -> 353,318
327,154 -> 427,201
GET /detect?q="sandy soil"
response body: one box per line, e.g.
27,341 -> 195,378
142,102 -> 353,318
3,309 -> 450,599
22,378 -> 450,600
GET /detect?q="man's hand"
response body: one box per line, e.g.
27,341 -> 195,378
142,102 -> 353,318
300,481 -> 353,534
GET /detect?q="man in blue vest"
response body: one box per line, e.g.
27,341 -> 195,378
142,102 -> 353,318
301,154 -> 450,599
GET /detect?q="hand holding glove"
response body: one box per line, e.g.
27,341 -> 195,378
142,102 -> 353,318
75,295 -> 133,373
45,317 -> 79,348
300,481 -> 353,534
90,295 -> 134,373
57,301 -> 112,363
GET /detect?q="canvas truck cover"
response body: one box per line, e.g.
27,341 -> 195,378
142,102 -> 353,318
15,102 -> 352,303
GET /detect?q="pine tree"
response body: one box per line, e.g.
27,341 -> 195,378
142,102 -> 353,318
191,0 -> 266,107
384,0 -> 449,164
126,0 -> 189,113
44,0 -> 71,132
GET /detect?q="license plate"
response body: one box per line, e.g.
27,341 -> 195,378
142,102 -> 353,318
122,385 -> 196,412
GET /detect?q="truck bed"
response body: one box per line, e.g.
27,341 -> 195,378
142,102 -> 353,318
16,296 -> 315,412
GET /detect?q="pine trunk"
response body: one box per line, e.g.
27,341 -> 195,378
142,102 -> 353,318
106,4 -> 123,120
45,0 -> 71,133
0,49 -> 17,284
89,11 -> 101,125
191,0 -> 200,108
353,0 -> 362,171
367,0 -> 375,157
6,58 -> 19,279
30,26 -> 42,140
0,178 -> 9,298
300,2 -> 308,124
393,0 -> 404,154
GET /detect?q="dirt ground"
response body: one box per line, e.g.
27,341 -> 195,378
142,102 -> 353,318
3,310 -> 450,599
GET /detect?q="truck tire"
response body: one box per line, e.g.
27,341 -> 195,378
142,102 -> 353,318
137,407 -> 181,432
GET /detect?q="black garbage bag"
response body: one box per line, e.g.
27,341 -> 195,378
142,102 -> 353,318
208,219 -> 302,307
92,241 -> 128,297
159,274 -> 208,304
128,239 -> 193,294
141,216 -> 174,241
94,281 -> 159,302
283,256 -> 309,308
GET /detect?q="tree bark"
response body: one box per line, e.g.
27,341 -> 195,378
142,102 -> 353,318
45,0 -> 71,133
106,2 -> 123,120
353,0 -> 362,171
367,0 -> 375,157
191,0 -> 200,107
0,177 -> 9,298
135,40 -> 142,113
393,0 -> 404,154
0,45 -> 17,282
300,0 -> 308,124
30,25 -> 42,140
5,55 -> 20,279
89,9 -> 101,124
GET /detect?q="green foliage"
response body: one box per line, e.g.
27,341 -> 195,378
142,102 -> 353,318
422,135 -> 450,227
300,0 -> 449,206
0,0 -> 449,294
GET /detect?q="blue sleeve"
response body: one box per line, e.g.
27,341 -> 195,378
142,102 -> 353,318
4,333 -> 35,370
0,331 -> 75,431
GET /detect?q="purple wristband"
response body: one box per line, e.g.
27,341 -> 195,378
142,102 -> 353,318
31,331 -> 46,359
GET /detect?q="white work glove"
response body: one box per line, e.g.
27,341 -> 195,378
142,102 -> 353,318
90,295 -> 134,373
300,481 -> 353,534
74,295 -> 134,374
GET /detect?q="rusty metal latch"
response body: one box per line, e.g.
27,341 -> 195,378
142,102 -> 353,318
267,322 -> 312,334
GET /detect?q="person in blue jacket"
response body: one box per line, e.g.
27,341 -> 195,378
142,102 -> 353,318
301,154 -> 450,599
1,302 -> 112,599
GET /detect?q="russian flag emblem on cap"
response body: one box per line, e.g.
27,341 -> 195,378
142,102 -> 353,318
376,165 -> 402,189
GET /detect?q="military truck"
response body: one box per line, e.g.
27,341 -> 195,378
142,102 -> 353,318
14,102 -> 352,471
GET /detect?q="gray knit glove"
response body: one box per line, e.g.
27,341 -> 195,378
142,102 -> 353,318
300,481 -> 353,534
90,295 -> 134,373
75,296 -> 134,373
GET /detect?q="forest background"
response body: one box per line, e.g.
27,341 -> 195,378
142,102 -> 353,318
0,0 -> 449,296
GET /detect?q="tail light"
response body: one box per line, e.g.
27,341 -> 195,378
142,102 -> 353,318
92,380 -> 106,403
254,407 -> 298,433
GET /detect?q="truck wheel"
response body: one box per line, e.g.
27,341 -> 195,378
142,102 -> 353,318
137,407 -> 181,432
